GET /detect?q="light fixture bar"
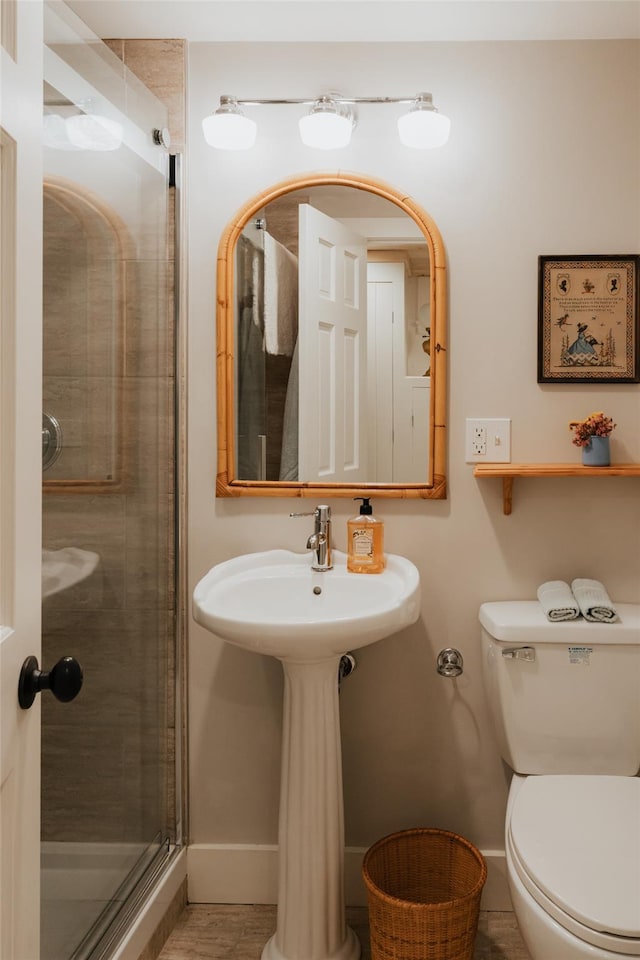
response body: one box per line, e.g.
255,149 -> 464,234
229,96 -> 427,106
202,92 -> 450,150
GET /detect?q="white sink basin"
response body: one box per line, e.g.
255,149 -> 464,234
192,548 -> 420,659
42,547 -> 100,599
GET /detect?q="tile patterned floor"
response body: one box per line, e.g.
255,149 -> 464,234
158,904 -> 533,959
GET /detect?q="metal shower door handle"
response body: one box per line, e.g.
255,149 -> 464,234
42,412 -> 63,470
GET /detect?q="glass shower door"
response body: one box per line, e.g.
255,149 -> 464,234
41,4 -> 176,958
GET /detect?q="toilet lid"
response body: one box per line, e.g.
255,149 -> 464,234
510,775 -> 640,939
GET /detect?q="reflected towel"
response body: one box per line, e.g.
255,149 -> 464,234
264,232 -> 298,356
571,578 -> 618,622
537,580 -> 580,621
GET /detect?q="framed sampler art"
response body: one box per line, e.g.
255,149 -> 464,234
538,254 -> 640,383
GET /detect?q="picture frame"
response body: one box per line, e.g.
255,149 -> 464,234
538,254 -> 640,383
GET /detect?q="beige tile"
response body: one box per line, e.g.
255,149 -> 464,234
121,377 -> 175,518
122,40 -> 186,152
43,496 -> 127,608
44,185 -> 125,385
123,510 -> 172,609
156,905 -> 532,960
43,375 -> 123,485
124,259 -> 174,379
103,38 -> 124,66
101,38 -> 186,151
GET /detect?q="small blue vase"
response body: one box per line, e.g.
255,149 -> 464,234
582,436 -> 610,466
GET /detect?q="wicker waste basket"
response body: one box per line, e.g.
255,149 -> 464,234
362,828 -> 487,960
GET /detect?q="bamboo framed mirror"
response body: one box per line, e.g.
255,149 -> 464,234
216,171 -> 447,499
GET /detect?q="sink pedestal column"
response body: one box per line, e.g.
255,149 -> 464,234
262,656 -> 360,960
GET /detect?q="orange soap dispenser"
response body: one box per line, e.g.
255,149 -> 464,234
347,497 -> 385,574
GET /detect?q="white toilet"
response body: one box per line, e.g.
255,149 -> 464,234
480,600 -> 640,960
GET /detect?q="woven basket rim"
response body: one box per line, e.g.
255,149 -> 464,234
361,827 -> 488,909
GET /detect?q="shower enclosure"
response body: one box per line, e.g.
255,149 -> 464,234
41,4 -> 180,958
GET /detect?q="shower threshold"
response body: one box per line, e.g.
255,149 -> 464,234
41,837 -> 170,960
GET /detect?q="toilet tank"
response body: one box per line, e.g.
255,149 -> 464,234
480,601 -> 640,776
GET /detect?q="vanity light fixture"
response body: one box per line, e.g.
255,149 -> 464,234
202,92 -> 450,151
201,95 -> 257,150
298,95 -> 355,150
65,112 -> 123,151
43,113 -> 81,151
397,92 -> 451,149
43,99 -> 124,151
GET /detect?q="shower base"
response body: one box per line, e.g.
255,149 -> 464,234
41,840 -> 160,960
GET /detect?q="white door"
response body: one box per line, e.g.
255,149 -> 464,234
298,205 -> 368,481
1,3 -> 43,958
367,261 -> 430,482
366,264 -> 396,481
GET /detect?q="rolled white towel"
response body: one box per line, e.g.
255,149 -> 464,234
263,232 -> 298,357
571,578 -> 618,622
537,580 -> 580,621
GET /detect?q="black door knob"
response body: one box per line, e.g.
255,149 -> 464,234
18,655 -> 83,710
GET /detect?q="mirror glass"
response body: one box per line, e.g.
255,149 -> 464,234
216,174 -> 447,499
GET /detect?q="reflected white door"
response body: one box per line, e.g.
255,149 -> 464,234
298,205 -> 368,481
1,2 -> 43,957
366,266 -> 395,481
367,262 -> 429,482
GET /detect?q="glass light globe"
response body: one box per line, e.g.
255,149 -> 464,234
398,98 -> 450,149
202,112 -> 256,150
66,114 -> 123,151
299,110 -> 353,150
43,114 -> 80,151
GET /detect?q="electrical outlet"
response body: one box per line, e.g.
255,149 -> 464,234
465,418 -> 511,463
472,424 -> 487,456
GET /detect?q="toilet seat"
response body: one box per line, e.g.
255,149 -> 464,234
508,775 -> 640,956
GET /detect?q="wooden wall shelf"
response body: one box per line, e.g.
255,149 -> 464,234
473,463 -> 640,515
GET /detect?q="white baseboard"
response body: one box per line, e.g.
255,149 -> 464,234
187,844 -> 512,912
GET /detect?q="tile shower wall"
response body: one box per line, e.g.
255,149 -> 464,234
41,39 -> 185,846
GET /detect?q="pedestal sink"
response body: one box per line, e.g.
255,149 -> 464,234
193,548 -> 420,960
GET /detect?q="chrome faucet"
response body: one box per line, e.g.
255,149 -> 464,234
290,504 -> 333,571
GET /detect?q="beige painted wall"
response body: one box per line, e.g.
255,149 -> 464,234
186,40 -> 640,856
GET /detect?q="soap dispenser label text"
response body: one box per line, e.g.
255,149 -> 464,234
352,530 -> 373,557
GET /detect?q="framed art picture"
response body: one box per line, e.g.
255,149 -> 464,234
538,254 -> 640,383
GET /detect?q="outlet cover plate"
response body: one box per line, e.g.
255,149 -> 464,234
465,418 -> 511,463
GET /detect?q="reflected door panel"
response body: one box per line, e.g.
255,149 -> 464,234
366,275 -> 394,481
298,204 -> 367,482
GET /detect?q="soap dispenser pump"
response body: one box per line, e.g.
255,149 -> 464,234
347,497 -> 385,574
